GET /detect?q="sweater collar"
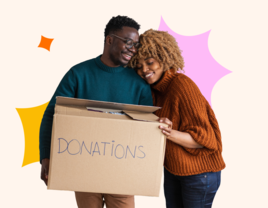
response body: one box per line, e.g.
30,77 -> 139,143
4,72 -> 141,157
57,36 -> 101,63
95,55 -> 125,73
151,70 -> 177,92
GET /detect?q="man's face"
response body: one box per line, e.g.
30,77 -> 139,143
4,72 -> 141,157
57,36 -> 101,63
108,26 -> 139,66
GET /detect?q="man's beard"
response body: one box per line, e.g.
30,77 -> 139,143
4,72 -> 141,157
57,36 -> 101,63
109,52 -> 127,67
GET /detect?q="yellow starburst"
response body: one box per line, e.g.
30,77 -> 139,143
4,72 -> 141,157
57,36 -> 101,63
16,102 -> 48,167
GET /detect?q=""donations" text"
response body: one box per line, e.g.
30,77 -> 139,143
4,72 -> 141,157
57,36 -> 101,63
57,138 -> 146,159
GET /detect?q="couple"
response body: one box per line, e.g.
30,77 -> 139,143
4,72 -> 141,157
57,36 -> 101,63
40,15 -> 225,208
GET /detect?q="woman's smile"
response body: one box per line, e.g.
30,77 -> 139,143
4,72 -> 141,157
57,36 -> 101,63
136,57 -> 164,85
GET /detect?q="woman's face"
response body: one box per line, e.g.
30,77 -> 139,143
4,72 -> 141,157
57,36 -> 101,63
135,57 -> 164,85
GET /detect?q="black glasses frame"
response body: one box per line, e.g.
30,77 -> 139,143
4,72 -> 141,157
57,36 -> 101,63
110,34 -> 140,49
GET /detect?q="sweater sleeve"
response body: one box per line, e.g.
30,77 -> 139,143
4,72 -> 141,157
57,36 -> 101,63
39,68 -> 77,163
139,84 -> 153,106
176,75 -> 222,156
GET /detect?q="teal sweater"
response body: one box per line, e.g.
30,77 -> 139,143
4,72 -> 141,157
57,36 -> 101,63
39,55 -> 153,162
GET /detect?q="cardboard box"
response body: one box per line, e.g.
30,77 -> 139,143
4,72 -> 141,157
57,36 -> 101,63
48,96 -> 166,196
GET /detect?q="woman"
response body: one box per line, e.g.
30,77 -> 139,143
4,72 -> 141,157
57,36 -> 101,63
128,29 -> 225,208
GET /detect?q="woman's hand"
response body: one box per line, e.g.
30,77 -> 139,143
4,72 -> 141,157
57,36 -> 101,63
158,117 -> 176,140
158,117 -> 172,128
158,117 -> 203,149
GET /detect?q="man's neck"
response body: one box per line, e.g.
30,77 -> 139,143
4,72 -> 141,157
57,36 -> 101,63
100,54 -> 119,68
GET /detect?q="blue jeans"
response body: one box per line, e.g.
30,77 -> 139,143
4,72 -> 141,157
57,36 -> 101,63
164,168 -> 221,208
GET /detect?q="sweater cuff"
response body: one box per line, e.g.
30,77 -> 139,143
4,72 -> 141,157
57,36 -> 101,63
40,148 -> 51,164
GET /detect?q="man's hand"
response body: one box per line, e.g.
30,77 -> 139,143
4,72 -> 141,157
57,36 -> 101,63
41,158 -> 50,186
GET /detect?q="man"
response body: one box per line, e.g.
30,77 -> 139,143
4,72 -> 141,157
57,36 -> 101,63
39,16 -> 153,208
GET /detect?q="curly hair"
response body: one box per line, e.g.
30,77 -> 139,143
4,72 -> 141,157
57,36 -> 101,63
128,29 -> 184,72
104,16 -> 140,42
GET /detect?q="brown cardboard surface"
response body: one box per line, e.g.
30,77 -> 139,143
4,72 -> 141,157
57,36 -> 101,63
123,110 -> 159,122
56,96 -> 161,113
56,105 -> 132,121
48,97 -> 166,197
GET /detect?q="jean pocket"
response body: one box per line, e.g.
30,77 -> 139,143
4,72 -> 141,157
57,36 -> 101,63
182,172 -> 208,191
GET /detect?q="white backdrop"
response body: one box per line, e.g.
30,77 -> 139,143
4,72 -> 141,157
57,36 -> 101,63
1,0 -> 268,207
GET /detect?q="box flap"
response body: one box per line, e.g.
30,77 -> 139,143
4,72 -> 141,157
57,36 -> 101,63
123,110 -> 159,122
56,96 -> 160,113
55,105 -> 132,121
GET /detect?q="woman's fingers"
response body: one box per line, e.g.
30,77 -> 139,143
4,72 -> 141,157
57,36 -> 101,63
159,125 -> 172,133
162,130 -> 171,136
158,117 -> 173,128
158,118 -> 173,138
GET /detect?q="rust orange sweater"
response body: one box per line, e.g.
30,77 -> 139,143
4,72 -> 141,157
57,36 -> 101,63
152,70 -> 226,176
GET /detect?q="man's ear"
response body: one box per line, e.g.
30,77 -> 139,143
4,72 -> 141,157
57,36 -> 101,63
105,35 -> 113,45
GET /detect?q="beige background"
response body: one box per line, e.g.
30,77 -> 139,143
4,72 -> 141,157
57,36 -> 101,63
1,0 -> 268,207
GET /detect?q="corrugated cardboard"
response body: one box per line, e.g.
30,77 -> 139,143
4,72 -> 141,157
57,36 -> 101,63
48,96 -> 167,197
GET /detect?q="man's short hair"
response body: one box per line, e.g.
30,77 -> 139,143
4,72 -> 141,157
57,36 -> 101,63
104,15 -> 140,42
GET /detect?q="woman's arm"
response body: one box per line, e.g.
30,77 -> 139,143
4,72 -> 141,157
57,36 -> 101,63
157,75 -> 222,156
159,118 -> 203,149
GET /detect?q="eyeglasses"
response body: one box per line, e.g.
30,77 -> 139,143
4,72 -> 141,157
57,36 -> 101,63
110,34 -> 140,49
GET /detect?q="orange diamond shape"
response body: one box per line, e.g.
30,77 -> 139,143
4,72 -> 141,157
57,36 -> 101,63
38,35 -> 54,51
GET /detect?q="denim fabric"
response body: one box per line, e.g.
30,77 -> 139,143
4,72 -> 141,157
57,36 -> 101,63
164,168 -> 221,208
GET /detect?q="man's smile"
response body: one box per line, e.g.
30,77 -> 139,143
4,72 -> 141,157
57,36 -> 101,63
122,52 -> 133,61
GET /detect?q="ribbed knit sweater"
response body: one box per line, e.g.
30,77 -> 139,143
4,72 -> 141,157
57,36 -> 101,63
39,55 -> 153,162
151,70 -> 225,176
